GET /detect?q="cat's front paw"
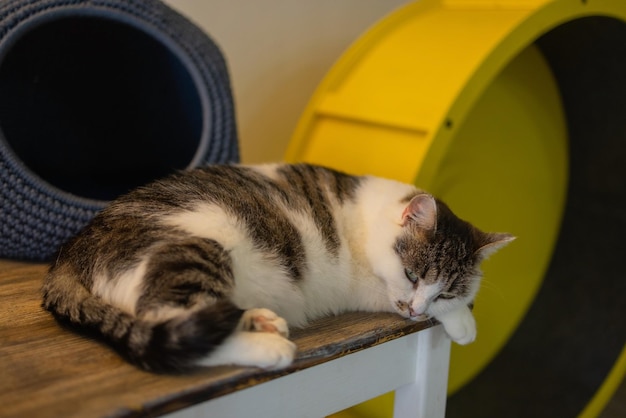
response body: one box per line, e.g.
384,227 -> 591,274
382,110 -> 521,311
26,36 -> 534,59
199,331 -> 297,370
253,333 -> 297,369
436,306 -> 476,345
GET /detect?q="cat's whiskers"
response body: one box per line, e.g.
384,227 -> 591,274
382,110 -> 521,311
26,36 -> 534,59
476,277 -> 506,301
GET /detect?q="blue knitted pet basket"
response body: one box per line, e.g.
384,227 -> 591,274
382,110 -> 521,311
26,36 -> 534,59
0,0 -> 239,261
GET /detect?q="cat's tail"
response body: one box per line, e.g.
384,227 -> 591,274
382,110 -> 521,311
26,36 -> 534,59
41,266 -> 243,372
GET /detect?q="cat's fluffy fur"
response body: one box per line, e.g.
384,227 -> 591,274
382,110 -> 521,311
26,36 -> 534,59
42,163 -> 513,372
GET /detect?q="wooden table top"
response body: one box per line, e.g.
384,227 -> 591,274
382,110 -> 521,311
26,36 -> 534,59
0,259 -> 433,418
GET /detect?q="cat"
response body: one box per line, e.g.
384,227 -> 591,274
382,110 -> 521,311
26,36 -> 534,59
42,163 -> 514,372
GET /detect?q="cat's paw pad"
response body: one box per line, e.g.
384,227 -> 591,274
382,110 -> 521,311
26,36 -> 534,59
240,308 -> 289,338
437,307 -> 477,345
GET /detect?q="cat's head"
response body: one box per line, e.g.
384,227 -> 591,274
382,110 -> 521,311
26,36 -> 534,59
390,193 -> 514,321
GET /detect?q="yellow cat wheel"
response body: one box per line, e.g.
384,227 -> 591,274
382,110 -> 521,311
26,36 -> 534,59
285,0 -> 626,416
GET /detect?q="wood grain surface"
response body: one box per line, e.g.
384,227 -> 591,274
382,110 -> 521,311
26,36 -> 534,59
0,260 -> 433,418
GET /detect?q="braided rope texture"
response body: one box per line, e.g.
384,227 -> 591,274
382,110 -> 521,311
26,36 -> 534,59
0,0 -> 238,261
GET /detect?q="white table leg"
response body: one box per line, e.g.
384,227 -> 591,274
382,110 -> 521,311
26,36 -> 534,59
393,324 -> 451,418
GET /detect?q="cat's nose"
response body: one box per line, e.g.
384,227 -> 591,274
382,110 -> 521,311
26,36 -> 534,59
409,305 -> 426,317
408,306 -> 429,322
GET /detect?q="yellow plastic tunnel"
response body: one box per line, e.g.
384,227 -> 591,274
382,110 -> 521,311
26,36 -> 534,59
285,0 -> 626,416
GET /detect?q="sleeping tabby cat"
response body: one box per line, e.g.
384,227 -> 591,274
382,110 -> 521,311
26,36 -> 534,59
42,163 -> 513,372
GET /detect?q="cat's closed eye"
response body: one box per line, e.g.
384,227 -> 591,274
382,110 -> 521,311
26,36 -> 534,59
436,293 -> 455,300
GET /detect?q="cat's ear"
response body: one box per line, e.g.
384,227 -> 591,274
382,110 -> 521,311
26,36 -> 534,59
401,194 -> 437,230
475,232 -> 515,260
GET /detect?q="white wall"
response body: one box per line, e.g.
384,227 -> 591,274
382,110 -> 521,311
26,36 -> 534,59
164,0 -> 410,163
